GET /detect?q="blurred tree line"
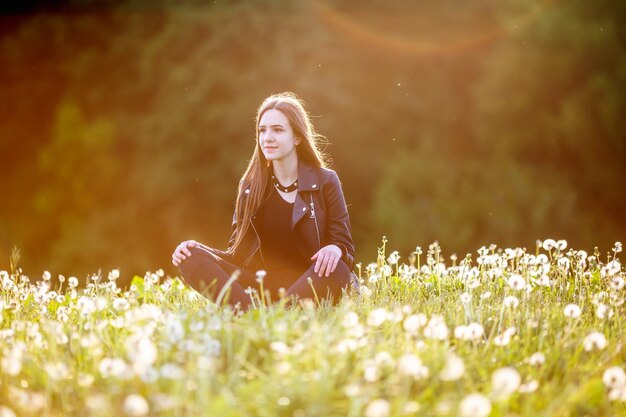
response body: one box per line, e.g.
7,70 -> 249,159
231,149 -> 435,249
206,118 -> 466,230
0,0 -> 624,282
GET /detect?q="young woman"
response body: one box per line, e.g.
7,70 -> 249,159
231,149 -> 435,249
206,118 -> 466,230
171,92 -> 356,309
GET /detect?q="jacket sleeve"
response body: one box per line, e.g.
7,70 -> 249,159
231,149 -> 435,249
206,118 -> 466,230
226,180 -> 245,252
321,170 -> 356,270
226,208 -> 238,252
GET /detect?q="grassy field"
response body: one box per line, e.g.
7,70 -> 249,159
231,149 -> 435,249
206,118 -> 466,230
1,239 -> 625,417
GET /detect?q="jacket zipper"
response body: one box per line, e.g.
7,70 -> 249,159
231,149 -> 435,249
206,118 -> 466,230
309,194 -> 321,250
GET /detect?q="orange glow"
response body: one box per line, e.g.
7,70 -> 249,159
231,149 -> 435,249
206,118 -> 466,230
309,0 -> 556,57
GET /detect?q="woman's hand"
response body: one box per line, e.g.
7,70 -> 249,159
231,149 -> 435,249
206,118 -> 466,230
311,244 -> 343,277
172,240 -> 198,266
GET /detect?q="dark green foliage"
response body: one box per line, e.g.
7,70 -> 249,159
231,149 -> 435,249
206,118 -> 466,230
0,0 -> 623,281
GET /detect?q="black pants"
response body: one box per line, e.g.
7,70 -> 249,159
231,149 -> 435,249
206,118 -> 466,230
178,246 -> 354,309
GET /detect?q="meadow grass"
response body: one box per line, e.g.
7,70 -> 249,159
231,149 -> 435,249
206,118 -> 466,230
0,239 -> 625,417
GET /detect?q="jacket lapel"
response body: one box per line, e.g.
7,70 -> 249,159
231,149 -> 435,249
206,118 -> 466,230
291,162 -> 320,230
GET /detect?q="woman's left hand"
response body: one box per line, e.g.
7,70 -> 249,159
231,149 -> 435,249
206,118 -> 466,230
311,244 -> 343,277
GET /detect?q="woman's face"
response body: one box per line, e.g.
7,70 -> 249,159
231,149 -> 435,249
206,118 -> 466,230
258,109 -> 300,163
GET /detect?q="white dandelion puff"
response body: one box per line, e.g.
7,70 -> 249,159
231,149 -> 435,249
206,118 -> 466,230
563,304 -> 581,319
368,308 -> 388,327
603,367 -> 626,389
403,314 -> 427,334
503,296 -> 519,309
491,367 -> 521,397
507,274 -> 526,291
519,379 -> 539,393
439,353 -> 465,381
583,331 -> 608,351
454,325 -> 470,340
68,276 -> 79,289
397,354 -> 428,379
123,394 -> 149,416
459,393 -> 491,417
113,298 -> 130,312
423,315 -> 449,340
387,251 -> 400,265
0,406 -> 17,417
610,276 -> 624,291
529,352 -> 545,367
364,399 -> 390,417
342,311 -> 360,328
363,360 -> 380,382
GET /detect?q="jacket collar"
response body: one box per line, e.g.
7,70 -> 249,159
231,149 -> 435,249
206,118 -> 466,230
241,161 -> 321,197
296,161 -> 321,192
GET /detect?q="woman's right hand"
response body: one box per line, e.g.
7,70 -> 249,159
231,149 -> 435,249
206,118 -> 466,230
172,240 -> 198,266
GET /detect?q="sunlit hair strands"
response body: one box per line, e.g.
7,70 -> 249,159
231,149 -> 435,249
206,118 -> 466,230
226,92 -> 329,258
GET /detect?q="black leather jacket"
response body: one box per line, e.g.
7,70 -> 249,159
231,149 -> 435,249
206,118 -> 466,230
221,162 -> 356,271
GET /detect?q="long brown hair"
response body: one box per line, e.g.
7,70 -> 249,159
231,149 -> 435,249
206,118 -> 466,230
226,92 -> 328,257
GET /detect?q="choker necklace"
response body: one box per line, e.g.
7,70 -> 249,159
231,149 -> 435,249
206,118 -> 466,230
271,174 -> 298,193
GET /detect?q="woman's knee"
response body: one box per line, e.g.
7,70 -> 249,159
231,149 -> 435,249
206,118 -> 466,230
330,260 -> 352,286
178,246 -> 218,277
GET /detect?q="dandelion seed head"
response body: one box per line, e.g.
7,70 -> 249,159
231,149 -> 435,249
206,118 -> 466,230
108,269 -> 120,281
397,354 -> 428,379
603,367 -> 626,389
459,393 -> 491,417
423,315 -> 449,340
387,251 -> 400,265
563,304 -> 581,319
454,325 -> 470,340
68,276 -> 79,289
595,303 -> 613,320
491,366 -> 521,397
364,399 -> 390,417
403,314 -> 427,334
519,379 -> 539,393
529,352 -> 545,367
557,257 -> 570,270
368,308 -> 388,327
123,394 -> 149,416
342,311 -> 359,328
468,322 -> 484,340
363,360 -> 379,382
608,385 -> 626,401
610,276 -> 624,290
0,406 -> 17,417
493,334 -> 511,346
439,353 -> 465,381
503,295 -> 519,309
113,298 -> 130,312
160,363 -> 185,380
381,265 -> 393,277
374,351 -> 394,367
583,331 -> 608,351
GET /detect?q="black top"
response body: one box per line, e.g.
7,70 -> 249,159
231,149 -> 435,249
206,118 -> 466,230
256,188 -> 308,271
